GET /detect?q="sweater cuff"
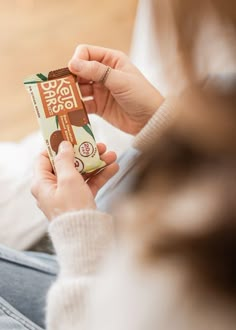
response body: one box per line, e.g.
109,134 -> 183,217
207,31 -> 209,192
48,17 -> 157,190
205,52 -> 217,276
49,210 -> 114,277
132,97 -> 177,151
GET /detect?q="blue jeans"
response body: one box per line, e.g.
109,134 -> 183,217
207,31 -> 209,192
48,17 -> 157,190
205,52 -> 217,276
0,147 -> 140,329
0,245 -> 58,329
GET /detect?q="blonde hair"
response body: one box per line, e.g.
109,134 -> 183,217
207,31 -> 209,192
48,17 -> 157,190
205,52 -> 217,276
152,0 -> 236,91
115,1 -> 236,329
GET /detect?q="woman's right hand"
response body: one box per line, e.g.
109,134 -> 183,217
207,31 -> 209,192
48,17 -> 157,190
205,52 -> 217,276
68,45 -> 164,135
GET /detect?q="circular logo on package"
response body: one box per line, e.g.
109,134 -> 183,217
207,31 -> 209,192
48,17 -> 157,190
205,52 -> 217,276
74,158 -> 84,173
79,142 -> 94,157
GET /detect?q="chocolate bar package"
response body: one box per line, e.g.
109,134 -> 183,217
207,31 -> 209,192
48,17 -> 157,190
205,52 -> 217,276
24,68 -> 105,174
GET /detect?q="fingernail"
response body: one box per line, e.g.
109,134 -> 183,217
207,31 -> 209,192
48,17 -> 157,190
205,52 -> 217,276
59,141 -> 72,153
70,59 -> 83,72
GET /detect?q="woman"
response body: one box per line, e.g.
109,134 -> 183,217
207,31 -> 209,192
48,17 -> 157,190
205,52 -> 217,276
35,1 -> 236,329
1,0 -> 236,329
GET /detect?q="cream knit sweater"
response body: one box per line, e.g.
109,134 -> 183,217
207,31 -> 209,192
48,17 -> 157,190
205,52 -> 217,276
47,100 -> 176,330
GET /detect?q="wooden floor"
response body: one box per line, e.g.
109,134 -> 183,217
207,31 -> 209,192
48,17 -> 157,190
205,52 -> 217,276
0,0 -> 137,141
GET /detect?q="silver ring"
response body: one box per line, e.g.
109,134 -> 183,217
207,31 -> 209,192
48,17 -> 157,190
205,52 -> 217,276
99,66 -> 112,84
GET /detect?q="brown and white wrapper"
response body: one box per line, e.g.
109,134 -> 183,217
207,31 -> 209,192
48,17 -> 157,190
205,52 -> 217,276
24,68 -> 105,174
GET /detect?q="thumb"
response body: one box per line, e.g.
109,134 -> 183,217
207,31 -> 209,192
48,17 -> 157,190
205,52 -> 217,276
68,58 -> 124,91
54,141 -> 79,184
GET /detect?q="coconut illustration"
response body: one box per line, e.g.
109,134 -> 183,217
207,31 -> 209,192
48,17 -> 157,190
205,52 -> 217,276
50,130 -> 64,153
68,109 -> 89,127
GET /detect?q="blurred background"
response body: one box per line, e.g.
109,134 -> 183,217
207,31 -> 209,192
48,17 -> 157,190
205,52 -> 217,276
0,0 -> 137,141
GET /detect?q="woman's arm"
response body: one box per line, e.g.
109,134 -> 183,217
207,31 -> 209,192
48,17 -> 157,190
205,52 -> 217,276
47,210 -> 114,330
31,142 -> 118,330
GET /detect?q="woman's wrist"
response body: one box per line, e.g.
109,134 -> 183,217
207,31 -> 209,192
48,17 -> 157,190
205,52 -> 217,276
49,210 -> 114,276
148,88 -> 165,118
133,97 -> 176,151
136,89 -> 165,134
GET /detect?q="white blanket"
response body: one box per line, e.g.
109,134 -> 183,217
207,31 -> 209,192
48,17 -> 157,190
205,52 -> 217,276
0,0 -> 163,250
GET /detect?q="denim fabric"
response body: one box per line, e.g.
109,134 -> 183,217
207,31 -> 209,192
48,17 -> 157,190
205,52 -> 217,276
96,147 -> 141,212
0,297 -> 43,330
0,245 -> 58,329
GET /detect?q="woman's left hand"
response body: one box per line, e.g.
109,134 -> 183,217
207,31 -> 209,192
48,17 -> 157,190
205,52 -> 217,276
31,141 -> 118,220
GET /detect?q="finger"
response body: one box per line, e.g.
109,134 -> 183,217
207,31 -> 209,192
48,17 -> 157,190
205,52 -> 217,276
100,150 -> 117,165
70,44 -> 123,65
69,59 -> 110,85
41,149 -> 48,157
79,83 -> 93,98
83,99 -> 97,115
97,143 -> 106,155
77,77 -> 94,84
88,162 -> 119,196
34,150 -> 53,179
32,150 -> 53,197
55,141 -> 83,185
79,83 -> 97,114
69,59 -> 125,91
82,148 -> 115,181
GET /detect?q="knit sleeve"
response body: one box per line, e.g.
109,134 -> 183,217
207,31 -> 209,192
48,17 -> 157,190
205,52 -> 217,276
132,97 -> 177,152
46,209 -> 114,330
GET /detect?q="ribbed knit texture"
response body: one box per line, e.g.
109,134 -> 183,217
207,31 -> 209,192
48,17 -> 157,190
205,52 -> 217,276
47,210 -> 114,330
133,98 -> 177,151
49,210 -> 114,277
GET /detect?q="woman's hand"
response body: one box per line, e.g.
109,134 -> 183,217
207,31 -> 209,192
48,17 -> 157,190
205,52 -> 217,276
68,45 -> 164,135
31,141 -> 118,221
